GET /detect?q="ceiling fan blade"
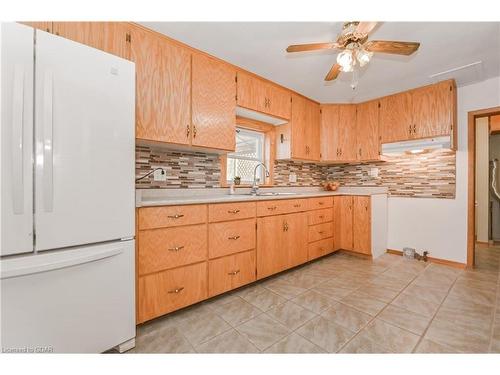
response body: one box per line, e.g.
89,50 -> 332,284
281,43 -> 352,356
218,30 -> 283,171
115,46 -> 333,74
355,22 -> 378,36
286,42 -> 339,53
325,64 -> 341,81
365,40 -> 420,55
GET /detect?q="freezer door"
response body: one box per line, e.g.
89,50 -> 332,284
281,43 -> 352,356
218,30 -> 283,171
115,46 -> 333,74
1,23 -> 35,256
34,31 -> 135,251
0,240 -> 135,353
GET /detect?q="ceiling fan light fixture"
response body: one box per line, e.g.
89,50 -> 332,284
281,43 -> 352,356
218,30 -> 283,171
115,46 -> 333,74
337,50 -> 355,72
356,48 -> 373,67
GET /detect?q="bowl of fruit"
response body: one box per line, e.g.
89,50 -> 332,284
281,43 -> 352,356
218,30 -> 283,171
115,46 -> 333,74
322,181 -> 340,191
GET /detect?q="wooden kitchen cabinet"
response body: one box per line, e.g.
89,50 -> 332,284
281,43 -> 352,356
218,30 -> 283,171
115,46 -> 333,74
208,250 -> 256,297
266,84 -> 292,120
338,105 -> 357,161
52,22 -> 131,59
379,91 -> 413,143
19,22 -> 53,33
289,94 -> 320,161
192,53 -> 236,151
334,196 -> 353,251
491,115 -> 500,134
131,25 -> 191,145
320,104 -> 339,161
356,100 -> 380,161
353,196 -> 371,255
320,104 -> 356,162
256,212 -> 307,278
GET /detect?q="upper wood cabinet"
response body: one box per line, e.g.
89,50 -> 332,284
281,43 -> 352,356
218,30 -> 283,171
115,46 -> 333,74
491,115 -> 500,134
52,22 -> 131,60
131,26 -> 191,145
237,71 -> 291,120
19,22 -> 53,33
379,91 -> 413,143
191,53 -> 236,151
356,100 -> 380,161
320,105 -> 339,161
320,104 -> 357,162
289,95 -> 320,161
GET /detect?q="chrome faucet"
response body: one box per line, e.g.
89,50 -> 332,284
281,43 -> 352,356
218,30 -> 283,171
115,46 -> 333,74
251,162 -> 270,195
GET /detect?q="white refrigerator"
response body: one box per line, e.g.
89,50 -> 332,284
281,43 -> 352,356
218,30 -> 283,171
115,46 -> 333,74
1,23 -> 136,353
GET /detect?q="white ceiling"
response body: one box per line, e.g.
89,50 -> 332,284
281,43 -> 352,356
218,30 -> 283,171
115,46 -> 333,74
140,22 -> 500,103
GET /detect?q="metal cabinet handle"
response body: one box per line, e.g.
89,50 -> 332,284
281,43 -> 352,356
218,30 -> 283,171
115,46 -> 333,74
168,246 -> 184,252
186,124 -> 190,138
168,287 -> 184,294
293,204 -> 301,208
283,222 -> 289,232
228,270 -> 240,276
268,206 -> 277,211
413,124 -> 416,134
167,214 -> 184,219
193,125 -> 197,138
228,209 -> 240,214
318,202 -> 324,205
319,215 -> 324,219
359,148 -> 362,157
409,124 -> 412,135
228,235 -> 240,240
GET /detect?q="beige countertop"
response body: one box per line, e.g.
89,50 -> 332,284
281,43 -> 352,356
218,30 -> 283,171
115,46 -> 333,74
136,186 -> 388,207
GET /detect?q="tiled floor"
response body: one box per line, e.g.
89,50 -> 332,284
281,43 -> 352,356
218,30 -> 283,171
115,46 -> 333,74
129,245 -> 500,353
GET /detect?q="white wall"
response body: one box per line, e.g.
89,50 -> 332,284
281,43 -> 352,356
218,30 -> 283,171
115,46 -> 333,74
475,117 -> 490,242
387,76 -> 500,264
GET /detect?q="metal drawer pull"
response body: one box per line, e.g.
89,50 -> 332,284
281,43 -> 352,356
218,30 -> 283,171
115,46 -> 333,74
318,202 -> 324,205
168,287 -> 184,294
167,214 -> 184,219
268,206 -> 277,210
293,204 -> 301,208
283,222 -> 289,231
228,209 -> 240,214
319,215 -> 324,219
168,246 -> 184,252
318,231 -> 325,234
228,270 -> 240,276
228,235 -> 240,240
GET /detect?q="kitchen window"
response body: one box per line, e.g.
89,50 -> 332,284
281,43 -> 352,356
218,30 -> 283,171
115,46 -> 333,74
227,127 -> 266,184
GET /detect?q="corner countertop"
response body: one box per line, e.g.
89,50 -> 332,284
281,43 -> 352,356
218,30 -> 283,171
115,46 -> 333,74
136,186 -> 388,207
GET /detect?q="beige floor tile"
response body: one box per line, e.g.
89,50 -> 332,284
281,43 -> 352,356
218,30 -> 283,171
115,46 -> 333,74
322,275 -> 366,290
403,283 -> 448,305
454,276 -> 498,292
263,279 -> 309,300
358,284 -> 401,303
382,267 -> 418,283
447,284 -> 496,307
285,273 -> 329,289
435,298 -> 493,335
266,301 -> 317,330
264,332 -> 325,353
321,303 -> 372,333
369,274 -> 408,292
244,289 -> 287,311
204,292 -> 241,310
234,283 -> 267,300
236,314 -> 291,350
425,318 -> 490,353
178,311 -> 232,346
212,298 -> 263,326
291,290 -> 337,313
356,319 -> 420,353
339,334 -> 392,353
312,282 -> 354,301
195,329 -> 259,353
491,338 -> 500,353
391,291 -> 440,317
412,272 -> 456,291
133,326 -> 195,353
414,338 -> 461,353
378,305 -> 431,335
341,291 -> 387,316
296,316 -> 355,353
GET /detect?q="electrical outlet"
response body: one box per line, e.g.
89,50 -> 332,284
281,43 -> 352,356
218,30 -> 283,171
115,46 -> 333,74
369,167 -> 379,178
153,169 -> 167,181
289,173 -> 297,183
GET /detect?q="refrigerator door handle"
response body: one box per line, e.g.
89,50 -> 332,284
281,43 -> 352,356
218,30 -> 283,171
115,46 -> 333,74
12,65 -> 25,214
1,246 -> 124,280
42,70 -> 54,212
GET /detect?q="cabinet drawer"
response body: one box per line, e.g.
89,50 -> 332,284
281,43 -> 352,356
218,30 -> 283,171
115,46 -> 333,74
138,224 -> 207,275
137,262 -> 207,323
308,222 -> 334,242
209,218 -> 255,258
308,196 -> 334,210
208,201 -> 256,222
308,208 -> 333,226
208,250 -> 256,297
308,238 -> 334,261
256,199 -> 307,217
138,204 -> 207,230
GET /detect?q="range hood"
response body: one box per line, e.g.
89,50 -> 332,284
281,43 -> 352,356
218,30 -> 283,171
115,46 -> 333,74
381,136 -> 452,155
236,106 -> 288,126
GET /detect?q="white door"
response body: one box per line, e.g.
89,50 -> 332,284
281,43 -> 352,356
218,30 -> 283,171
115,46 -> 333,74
0,240 -> 135,353
0,23 -> 34,256
34,31 -> 135,251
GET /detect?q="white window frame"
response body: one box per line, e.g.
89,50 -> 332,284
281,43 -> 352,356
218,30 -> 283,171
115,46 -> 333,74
227,127 -> 265,184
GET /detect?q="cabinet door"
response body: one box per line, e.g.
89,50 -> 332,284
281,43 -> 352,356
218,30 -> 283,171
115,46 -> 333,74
19,22 -> 52,33
290,94 -> 309,160
431,80 -> 455,138
284,212 -> 308,268
131,27 -> 191,145
356,100 -> 380,161
192,54 -> 236,151
52,22 -> 131,59
266,84 -> 291,119
379,92 -> 413,143
256,215 -> 286,279
334,196 -> 353,250
338,105 -> 357,161
307,100 -> 321,161
353,196 -> 371,255
236,71 -> 267,114
320,105 -> 340,161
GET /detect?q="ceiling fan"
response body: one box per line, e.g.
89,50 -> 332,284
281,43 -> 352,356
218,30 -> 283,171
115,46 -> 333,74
286,22 -> 420,86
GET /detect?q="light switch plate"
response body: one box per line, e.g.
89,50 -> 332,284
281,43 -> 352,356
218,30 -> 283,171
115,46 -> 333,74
153,169 -> 167,181
289,173 -> 297,183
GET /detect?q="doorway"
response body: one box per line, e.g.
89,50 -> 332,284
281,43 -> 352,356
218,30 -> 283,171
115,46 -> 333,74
468,108 -> 500,267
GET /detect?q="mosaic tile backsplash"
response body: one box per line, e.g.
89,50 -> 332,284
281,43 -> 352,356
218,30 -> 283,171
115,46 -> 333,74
135,144 -> 456,199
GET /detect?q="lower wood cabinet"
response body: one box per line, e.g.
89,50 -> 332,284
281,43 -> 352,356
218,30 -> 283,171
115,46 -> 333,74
208,250 -> 256,297
308,238 -> 335,261
334,196 -> 354,251
137,262 -> 208,323
208,218 -> 256,258
353,196 -> 371,255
